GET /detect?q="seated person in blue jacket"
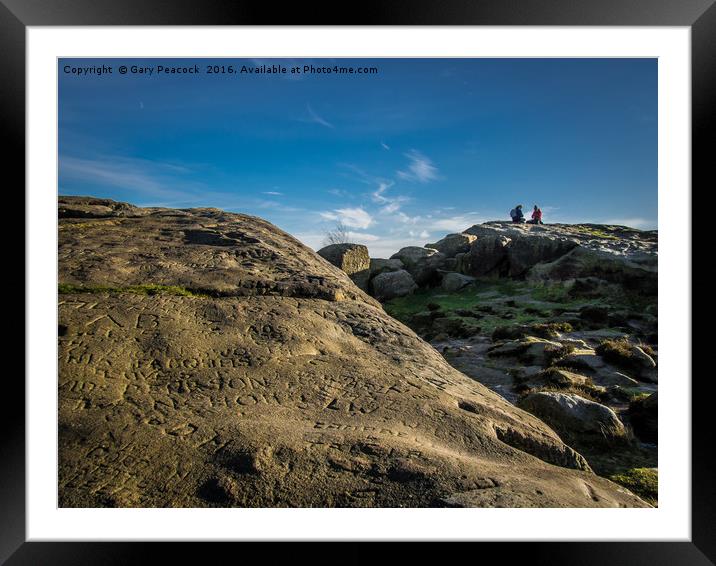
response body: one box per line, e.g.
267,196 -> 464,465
510,204 -> 526,223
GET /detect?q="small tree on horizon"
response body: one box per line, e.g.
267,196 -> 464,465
323,222 -> 351,246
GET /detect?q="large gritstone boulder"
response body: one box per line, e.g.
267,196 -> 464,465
507,235 -> 578,277
527,247 -> 657,295
441,272 -> 476,292
317,243 -> 371,291
390,246 -> 446,286
425,233 -> 476,258
518,392 -> 626,445
371,269 -> 418,301
369,258 -> 404,277
462,235 -> 512,277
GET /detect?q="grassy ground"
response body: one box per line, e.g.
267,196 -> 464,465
383,279 -> 600,335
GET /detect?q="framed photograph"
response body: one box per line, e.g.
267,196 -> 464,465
6,0 -> 711,563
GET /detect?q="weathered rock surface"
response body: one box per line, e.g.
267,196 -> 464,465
520,368 -> 593,391
425,233 -> 476,258
441,272 -> 476,292
390,247 -> 446,286
527,247 -> 658,294
628,346 -> 657,371
59,198 -> 372,303
375,221 -> 656,300
459,221 -> 657,290
507,235 -> 578,277
463,235 -> 511,277
59,195 -> 149,219
488,337 -> 567,367
369,258 -> 404,277
317,243 -> 371,291
58,197 -> 647,508
370,269 -> 418,301
518,392 -> 626,444
463,221 -> 657,262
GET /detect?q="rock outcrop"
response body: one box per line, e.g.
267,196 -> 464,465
372,221 -> 657,302
371,269 -> 418,301
488,336 -> 568,367
460,221 -> 657,291
425,233 -> 476,258
462,235 -> 512,277
390,247 -> 446,286
58,197 -> 647,508
369,258 -> 404,277
518,392 -> 627,445
317,243 -> 371,291
506,235 -> 577,277
441,272 -> 476,292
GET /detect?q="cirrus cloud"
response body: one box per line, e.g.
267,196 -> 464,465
396,150 -> 439,183
320,207 -> 374,229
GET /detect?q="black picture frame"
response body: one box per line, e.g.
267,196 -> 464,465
4,1 -> 710,563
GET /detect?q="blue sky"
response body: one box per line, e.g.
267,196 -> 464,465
59,58 -> 657,257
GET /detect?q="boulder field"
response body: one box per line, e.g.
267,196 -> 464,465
373,222 -> 658,503
361,222 -> 657,301
57,196 -> 647,508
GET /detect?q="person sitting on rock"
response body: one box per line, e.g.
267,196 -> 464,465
510,204 -> 526,223
528,204 -> 543,224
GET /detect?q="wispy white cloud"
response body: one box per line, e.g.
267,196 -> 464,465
395,211 -> 421,225
59,155 -> 206,205
396,150 -> 439,183
371,181 -> 411,214
262,191 -> 283,196
306,104 -> 334,129
339,163 -> 386,187
371,181 -> 393,203
381,141 -> 390,150
380,202 -> 402,214
327,187 -> 351,198
320,207 -> 374,229
346,231 -> 381,242
426,213 -> 486,233
250,199 -> 303,213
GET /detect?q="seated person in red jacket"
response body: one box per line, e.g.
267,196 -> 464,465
529,204 -> 543,224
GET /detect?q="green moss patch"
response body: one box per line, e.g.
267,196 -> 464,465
609,467 -> 658,506
530,284 -> 578,304
595,338 -> 649,373
572,226 -> 620,240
